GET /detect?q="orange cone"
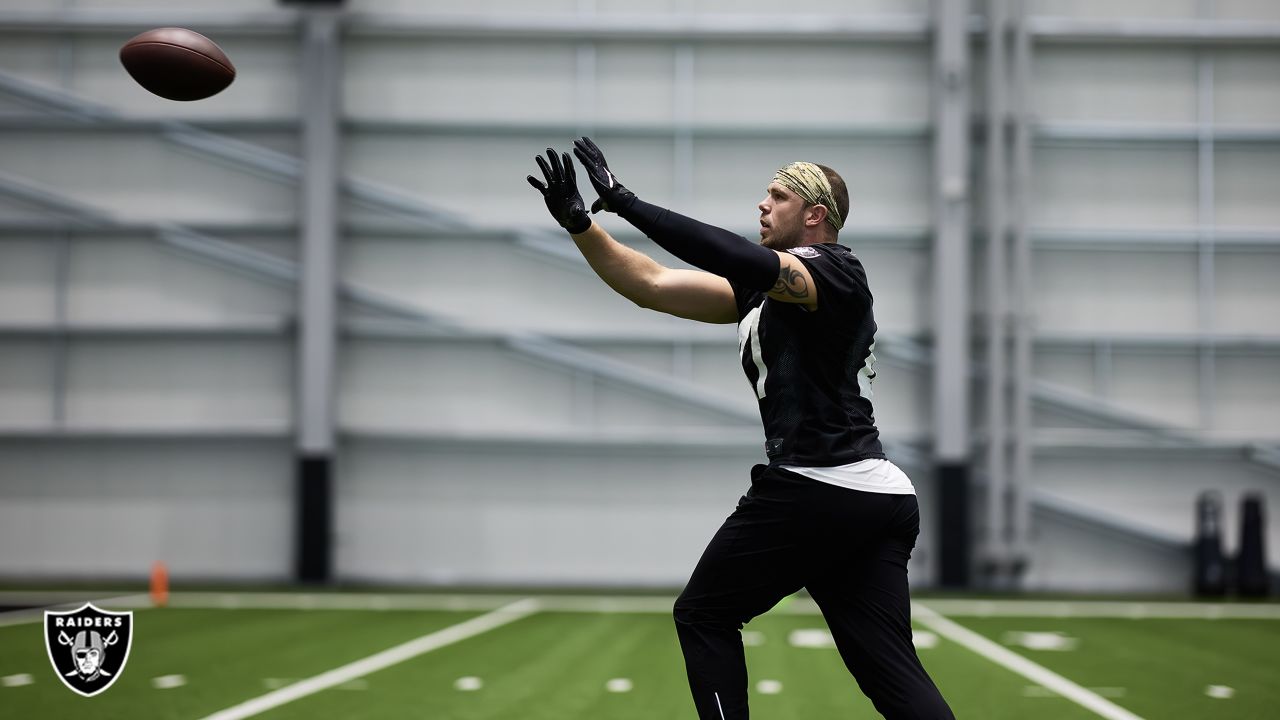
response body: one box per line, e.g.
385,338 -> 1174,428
150,561 -> 169,608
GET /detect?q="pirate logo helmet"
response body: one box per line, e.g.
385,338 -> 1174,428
71,630 -> 109,681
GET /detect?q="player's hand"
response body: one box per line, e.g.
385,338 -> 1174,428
572,136 -> 636,214
527,148 -> 592,234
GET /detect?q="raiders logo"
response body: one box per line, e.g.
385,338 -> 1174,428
44,603 -> 133,697
787,246 -> 821,258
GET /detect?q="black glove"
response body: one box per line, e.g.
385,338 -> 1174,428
527,148 -> 591,234
572,136 -> 636,215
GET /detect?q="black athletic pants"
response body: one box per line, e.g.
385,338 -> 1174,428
674,464 -> 954,719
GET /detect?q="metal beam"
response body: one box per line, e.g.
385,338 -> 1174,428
3,423 -> 1275,472
0,170 -> 118,228
0,8 -> 299,34
14,113 -> 1280,145
0,219 -> 295,237
342,426 -> 764,450
0,172 -> 758,429
1032,227 -> 1280,252
13,9 -> 1278,45
0,427 -> 289,440
1035,332 -> 1280,352
0,8 -> 931,41
6,8 -> 1280,44
11,217 -> 1280,253
1031,490 -> 1189,552
1029,381 -> 1215,444
51,230 -> 70,428
347,11 -> 933,42
1247,445 -> 1280,473
1036,122 -> 1280,144
9,319 -> 1280,356
983,0 -> 1010,582
1029,16 -> 1280,45
0,425 -> 922,458
0,321 -> 288,338
0,215 -> 934,250
1196,49 -> 1218,431
0,115 -> 297,133
1034,428 -> 1280,459
0,70 -> 467,232
348,118 -> 930,141
297,9 -> 342,456
932,0 -> 972,463
1009,0 -> 1034,575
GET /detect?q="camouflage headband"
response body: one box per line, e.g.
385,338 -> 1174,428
773,161 -> 844,232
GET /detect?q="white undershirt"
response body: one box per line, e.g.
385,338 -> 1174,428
780,458 -> 916,495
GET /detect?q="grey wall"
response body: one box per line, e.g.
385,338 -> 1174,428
0,0 -> 1277,592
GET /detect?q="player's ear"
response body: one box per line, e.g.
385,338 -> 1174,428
805,204 -> 828,228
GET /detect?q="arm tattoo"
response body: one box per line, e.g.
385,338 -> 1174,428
771,264 -> 811,300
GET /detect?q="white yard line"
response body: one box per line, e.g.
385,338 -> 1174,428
913,603 -> 1146,720
160,591 -> 677,614
916,599 -> 1280,620
198,598 -> 540,720
171,591 -> 525,613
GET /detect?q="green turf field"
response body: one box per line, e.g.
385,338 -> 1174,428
2,592 -> 1278,719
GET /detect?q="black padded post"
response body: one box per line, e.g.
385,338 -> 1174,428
296,455 -> 332,584
938,463 -> 971,588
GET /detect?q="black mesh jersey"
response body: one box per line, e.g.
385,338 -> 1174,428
731,242 -> 884,467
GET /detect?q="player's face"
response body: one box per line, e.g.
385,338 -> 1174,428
758,182 -> 805,250
76,648 -> 101,674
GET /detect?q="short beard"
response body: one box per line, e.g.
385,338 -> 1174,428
761,226 -> 802,251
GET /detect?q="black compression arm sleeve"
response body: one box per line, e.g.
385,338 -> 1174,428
614,196 -> 780,292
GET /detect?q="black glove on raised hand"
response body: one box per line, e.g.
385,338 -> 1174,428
527,148 -> 592,234
572,136 -> 636,215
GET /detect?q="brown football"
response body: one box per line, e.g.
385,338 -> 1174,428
119,27 -> 236,101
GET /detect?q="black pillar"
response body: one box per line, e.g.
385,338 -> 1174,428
1237,493 -> 1269,598
1193,491 -> 1227,597
296,455 -> 332,584
938,463 -> 971,588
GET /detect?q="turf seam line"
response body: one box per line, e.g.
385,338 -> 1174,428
913,602 -> 1147,720
0,593 -> 150,628
197,598 -> 541,720
5,592 -> 1279,620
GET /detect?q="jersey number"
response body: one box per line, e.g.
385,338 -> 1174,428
740,304 -> 876,400
859,342 -> 877,398
738,305 -> 767,399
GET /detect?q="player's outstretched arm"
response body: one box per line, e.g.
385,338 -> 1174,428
527,148 -> 737,324
569,224 -> 737,324
574,137 -> 818,310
